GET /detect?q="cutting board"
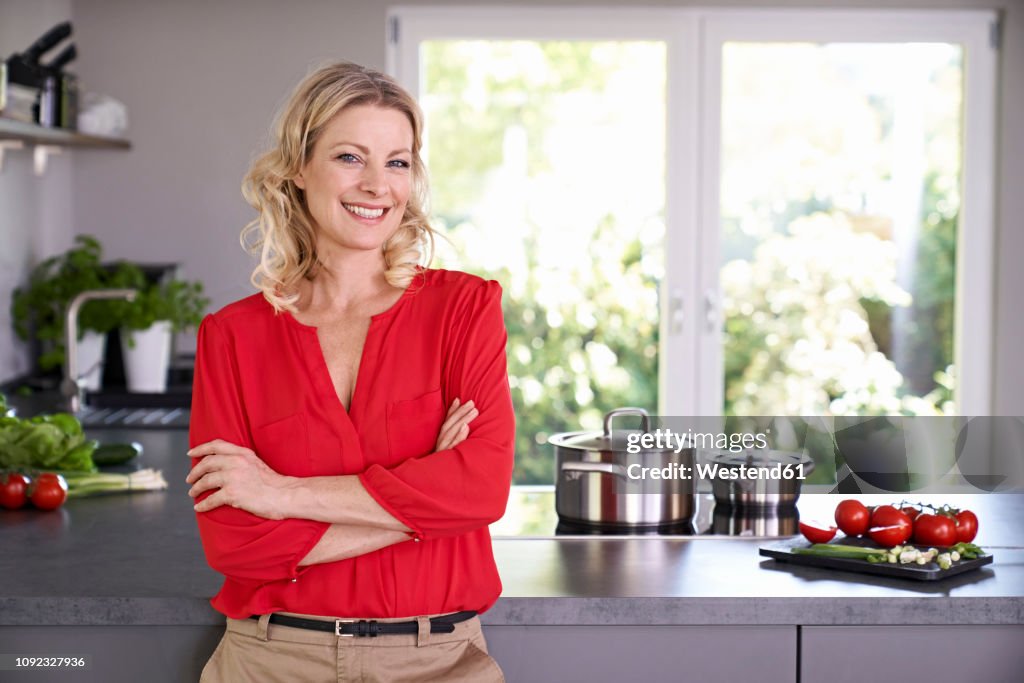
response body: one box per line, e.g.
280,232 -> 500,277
759,537 -> 993,581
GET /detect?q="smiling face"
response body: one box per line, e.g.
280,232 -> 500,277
294,104 -> 414,259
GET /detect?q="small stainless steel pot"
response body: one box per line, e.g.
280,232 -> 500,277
711,504 -> 799,537
550,408 -> 696,528
704,449 -> 814,508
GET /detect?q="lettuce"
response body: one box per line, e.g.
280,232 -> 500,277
0,396 -> 97,472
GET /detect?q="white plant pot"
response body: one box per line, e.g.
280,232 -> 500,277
121,321 -> 173,393
77,330 -> 107,392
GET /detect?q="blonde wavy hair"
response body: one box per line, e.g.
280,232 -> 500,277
240,61 -> 436,313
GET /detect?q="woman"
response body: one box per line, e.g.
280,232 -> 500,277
185,62 -> 514,682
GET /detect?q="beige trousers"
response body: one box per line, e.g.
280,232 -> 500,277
200,612 -> 505,683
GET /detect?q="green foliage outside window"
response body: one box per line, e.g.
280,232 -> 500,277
422,41 -> 961,485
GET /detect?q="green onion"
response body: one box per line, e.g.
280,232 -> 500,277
62,468 -> 168,498
793,544 -> 889,559
807,544 -> 888,555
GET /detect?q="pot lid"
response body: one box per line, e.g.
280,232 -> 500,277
706,449 -> 815,472
548,429 -> 679,453
547,407 -> 680,453
548,430 -> 613,451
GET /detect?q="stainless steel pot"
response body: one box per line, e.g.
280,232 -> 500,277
711,504 -> 799,537
704,449 -> 814,508
550,408 -> 696,528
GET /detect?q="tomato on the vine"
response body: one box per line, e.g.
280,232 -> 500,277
900,506 -> 920,521
834,499 -> 870,537
867,505 -> 913,547
799,520 -> 838,544
912,513 -> 958,547
0,472 -> 31,510
954,510 -> 979,543
29,472 -> 67,511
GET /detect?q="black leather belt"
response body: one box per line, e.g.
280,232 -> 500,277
250,611 -> 477,638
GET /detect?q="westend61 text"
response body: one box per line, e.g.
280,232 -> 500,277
626,462 -> 809,481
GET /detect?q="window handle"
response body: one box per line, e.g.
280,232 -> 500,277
704,289 -> 719,332
669,290 -> 685,334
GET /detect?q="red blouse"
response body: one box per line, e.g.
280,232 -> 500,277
188,269 -> 515,619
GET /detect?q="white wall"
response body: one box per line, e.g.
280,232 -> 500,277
3,0 -> 1021,413
0,0 -> 75,383
71,0 -> 388,353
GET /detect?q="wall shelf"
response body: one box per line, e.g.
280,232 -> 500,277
0,117 -> 130,148
0,117 -> 131,174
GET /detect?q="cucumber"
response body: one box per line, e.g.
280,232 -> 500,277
92,442 -> 142,467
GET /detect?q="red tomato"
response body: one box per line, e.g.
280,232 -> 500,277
799,520 -> 838,544
29,473 -> 68,511
834,499 -> 870,537
0,472 -> 31,510
913,513 -> 958,546
955,510 -> 979,543
868,505 -> 913,547
900,506 -> 920,521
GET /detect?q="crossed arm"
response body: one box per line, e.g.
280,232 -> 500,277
188,281 -> 514,581
185,398 -> 479,566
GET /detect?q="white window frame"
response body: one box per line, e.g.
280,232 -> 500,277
388,6 -> 998,416
387,6 -> 702,415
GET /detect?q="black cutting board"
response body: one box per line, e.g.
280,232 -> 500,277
759,537 -> 993,581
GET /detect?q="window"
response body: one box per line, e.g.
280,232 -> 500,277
720,42 -> 964,415
390,8 -> 997,483
699,11 -> 997,418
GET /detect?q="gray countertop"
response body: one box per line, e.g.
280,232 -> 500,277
2,427 -> 1023,627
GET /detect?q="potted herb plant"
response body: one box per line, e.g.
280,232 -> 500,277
11,235 -> 138,390
114,277 -> 209,393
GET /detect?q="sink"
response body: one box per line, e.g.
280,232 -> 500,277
77,385 -> 191,429
4,356 -> 193,416
85,388 -> 191,409
80,388 -> 190,429
77,405 -> 190,430
1,384 -> 190,430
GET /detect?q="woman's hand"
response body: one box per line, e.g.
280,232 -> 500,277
186,440 -> 290,519
435,398 -> 479,451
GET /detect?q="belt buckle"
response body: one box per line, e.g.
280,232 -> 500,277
335,619 -> 355,637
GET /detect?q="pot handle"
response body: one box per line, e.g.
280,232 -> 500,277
560,461 -> 630,479
602,407 -> 650,438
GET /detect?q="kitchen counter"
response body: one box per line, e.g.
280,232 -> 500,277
2,427 -> 1023,681
2,427 -> 1022,627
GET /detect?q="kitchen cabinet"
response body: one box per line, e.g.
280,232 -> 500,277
486,625 -> 795,683
0,625 -> 796,683
801,625 -> 1024,682
0,626 -> 220,683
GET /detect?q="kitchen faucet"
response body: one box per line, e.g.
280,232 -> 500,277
61,289 -> 137,413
